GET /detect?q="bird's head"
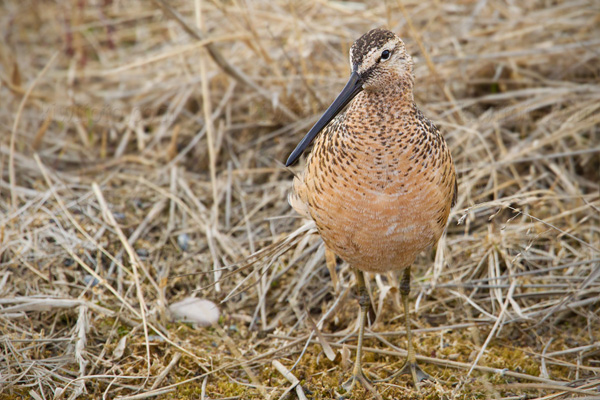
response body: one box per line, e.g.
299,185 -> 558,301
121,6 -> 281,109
350,28 -> 414,91
285,29 -> 413,166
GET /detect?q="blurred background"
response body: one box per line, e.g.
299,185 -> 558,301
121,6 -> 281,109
1,0 -> 599,399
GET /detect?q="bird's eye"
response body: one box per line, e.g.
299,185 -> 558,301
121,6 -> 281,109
380,50 -> 391,61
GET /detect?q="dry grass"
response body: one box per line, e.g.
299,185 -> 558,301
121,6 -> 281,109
1,0 -> 599,399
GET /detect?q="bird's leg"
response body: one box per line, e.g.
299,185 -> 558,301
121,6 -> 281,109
380,266 -> 430,385
342,268 -> 379,397
325,247 -> 339,293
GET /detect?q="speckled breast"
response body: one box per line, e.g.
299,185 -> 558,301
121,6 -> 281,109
298,99 -> 456,273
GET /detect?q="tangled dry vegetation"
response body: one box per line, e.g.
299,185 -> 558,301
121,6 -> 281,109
1,0 -> 599,399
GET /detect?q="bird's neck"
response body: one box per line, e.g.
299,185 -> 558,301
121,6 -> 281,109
364,77 -> 415,101
348,79 -> 416,122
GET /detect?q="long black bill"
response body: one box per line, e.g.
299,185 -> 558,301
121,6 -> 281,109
285,71 -> 363,167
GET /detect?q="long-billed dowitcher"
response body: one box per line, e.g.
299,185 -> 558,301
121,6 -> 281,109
286,28 -> 457,393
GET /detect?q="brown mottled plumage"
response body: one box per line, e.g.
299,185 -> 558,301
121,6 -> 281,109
286,29 -> 457,394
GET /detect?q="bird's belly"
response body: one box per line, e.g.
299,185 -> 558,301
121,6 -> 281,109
307,175 -> 445,273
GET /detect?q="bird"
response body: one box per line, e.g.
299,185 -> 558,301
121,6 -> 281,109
285,28 -> 457,394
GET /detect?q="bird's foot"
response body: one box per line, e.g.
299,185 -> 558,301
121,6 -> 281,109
398,360 -> 430,385
376,360 -> 430,386
341,368 -> 382,400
